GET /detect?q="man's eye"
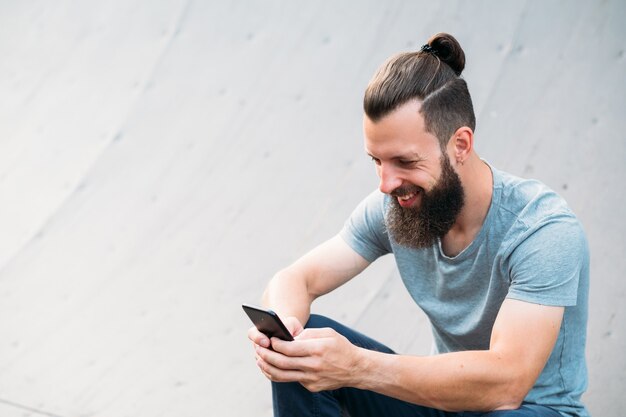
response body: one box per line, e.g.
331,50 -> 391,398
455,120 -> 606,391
398,160 -> 417,167
370,156 -> 381,165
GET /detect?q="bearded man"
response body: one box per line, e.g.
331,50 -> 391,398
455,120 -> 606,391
248,33 -> 589,417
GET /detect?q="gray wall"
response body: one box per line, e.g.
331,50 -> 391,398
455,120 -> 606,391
0,1 -> 624,416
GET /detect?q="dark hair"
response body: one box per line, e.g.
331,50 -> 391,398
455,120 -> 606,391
363,33 -> 476,148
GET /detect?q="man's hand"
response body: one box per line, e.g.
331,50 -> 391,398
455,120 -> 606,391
248,316 -> 304,348
248,235 -> 370,390
254,327 -> 361,392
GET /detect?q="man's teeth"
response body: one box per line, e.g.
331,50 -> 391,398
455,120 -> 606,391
399,193 -> 415,201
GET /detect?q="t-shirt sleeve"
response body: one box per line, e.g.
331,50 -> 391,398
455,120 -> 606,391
339,190 -> 392,262
506,214 -> 589,307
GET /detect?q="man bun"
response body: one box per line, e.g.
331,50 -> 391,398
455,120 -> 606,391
425,33 -> 465,76
364,32 -> 475,147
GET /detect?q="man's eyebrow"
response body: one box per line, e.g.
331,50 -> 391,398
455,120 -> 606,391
394,152 -> 425,161
366,151 -> 424,159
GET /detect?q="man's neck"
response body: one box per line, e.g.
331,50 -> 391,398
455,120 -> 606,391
441,156 -> 493,257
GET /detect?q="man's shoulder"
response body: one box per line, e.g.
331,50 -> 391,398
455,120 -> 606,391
490,168 -> 589,307
339,189 -> 392,262
492,167 -> 576,226
489,167 -> 587,263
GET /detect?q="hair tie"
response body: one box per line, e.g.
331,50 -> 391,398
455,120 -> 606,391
420,44 -> 437,56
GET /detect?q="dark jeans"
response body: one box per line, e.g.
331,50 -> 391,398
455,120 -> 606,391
271,315 -> 562,417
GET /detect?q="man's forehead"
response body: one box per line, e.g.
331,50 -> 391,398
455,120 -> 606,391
363,110 -> 439,159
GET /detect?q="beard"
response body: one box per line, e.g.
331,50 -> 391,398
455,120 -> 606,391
385,154 -> 465,249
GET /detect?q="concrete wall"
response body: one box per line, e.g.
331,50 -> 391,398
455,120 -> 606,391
0,1 -> 623,416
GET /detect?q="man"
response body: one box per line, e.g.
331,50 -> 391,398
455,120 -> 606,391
248,33 -> 589,417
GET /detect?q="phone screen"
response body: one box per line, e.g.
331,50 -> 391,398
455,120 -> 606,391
242,304 -> 294,341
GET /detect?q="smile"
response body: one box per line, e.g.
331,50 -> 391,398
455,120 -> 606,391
396,190 -> 421,208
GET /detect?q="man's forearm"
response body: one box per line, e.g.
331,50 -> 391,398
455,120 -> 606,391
350,299 -> 561,411
262,269 -> 315,326
260,235 -> 369,326
354,348 -> 530,412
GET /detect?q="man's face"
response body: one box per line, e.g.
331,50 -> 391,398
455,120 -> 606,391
364,100 -> 465,248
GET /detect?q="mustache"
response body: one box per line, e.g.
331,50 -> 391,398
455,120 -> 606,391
390,184 -> 423,198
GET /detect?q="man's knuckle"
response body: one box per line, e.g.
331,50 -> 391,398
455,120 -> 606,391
303,379 -> 320,392
275,357 -> 288,369
314,357 -> 325,370
311,345 -> 324,356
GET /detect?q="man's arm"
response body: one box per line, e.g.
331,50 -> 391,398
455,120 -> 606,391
261,298 -> 563,411
354,298 -> 563,410
255,234 -> 370,335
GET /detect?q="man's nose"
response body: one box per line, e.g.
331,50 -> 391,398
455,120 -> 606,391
378,164 -> 403,195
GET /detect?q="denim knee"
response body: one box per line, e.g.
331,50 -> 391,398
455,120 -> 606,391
305,314 -> 335,329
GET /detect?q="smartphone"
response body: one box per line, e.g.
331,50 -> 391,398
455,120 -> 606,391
242,304 -> 294,341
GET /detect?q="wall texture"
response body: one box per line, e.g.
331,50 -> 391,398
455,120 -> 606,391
0,1 -> 624,416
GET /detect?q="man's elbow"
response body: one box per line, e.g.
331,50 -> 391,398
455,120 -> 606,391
491,370 -> 536,411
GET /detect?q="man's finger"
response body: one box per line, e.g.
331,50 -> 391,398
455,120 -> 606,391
295,327 -> 335,340
272,337 -> 323,358
257,355 -> 306,383
256,344 -> 306,370
247,326 -> 270,348
270,327 -> 335,354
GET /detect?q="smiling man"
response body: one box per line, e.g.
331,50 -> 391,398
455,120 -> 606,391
248,33 -> 589,417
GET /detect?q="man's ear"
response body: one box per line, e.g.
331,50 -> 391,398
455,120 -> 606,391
448,126 -> 474,165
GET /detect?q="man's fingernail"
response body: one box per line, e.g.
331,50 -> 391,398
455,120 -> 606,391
261,338 -> 269,347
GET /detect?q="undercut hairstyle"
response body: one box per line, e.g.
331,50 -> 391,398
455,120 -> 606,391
364,33 -> 476,148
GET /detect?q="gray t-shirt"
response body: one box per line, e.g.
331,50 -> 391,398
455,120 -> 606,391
340,165 -> 589,417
